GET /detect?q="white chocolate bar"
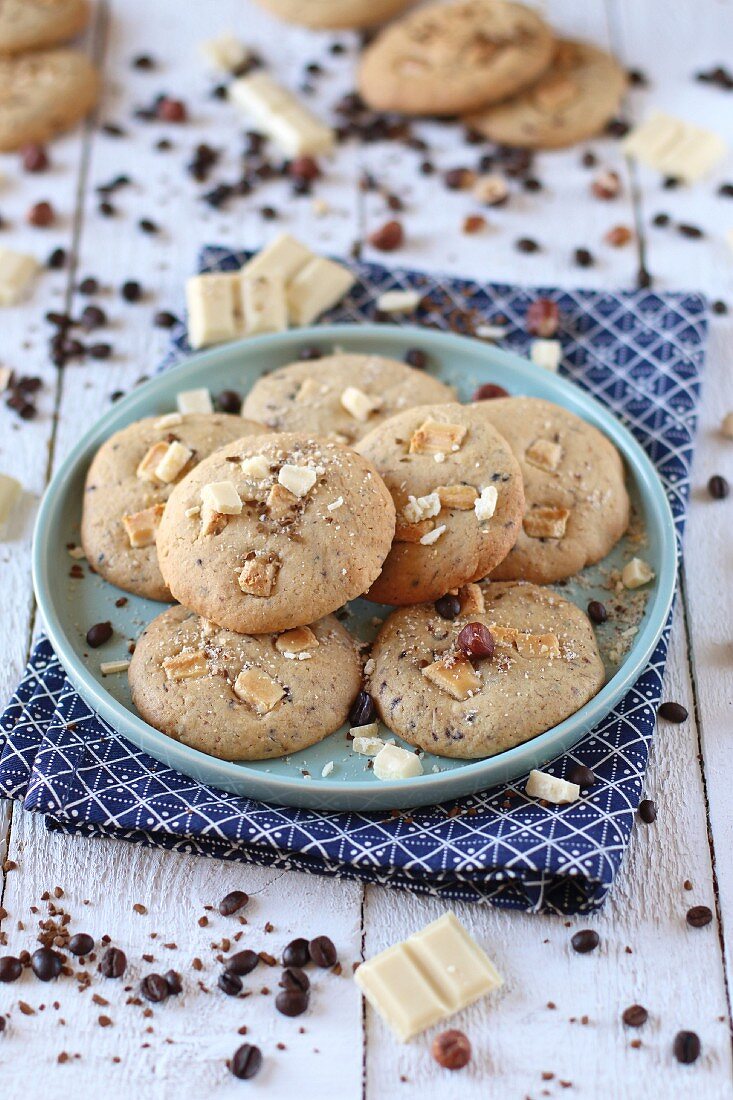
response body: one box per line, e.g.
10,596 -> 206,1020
241,233 -> 313,283
229,71 -> 335,156
0,248 -> 40,307
186,273 -> 240,349
240,272 -> 288,336
286,256 -> 355,326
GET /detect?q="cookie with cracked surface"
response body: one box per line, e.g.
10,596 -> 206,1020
357,0 -> 553,116
355,402 -> 524,605
464,39 -> 628,149
242,353 -> 456,444
0,0 -> 89,54
0,48 -> 99,151
253,0 -> 415,29
81,413 -> 268,602
129,605 -> 362,761
156,433 -> 396,634
476,396 -> 630,583
369,580 -> 605,758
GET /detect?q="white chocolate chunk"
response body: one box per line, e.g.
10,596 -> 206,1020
199,32 -> 249,72
530,338 -> 562,372
373,743 -> 423,781
622,557 -> 655,589
162,650 -> 208,681
422,655 -> 481,700
458,582 -> 484,615
327,496 -> 344,512
340,385 -> 381,422
526,769 -> 580,805
240,272 -> 288,336
100,659 -> 131,676
286,256 -> 355,326
721,412 -> 733,439
233,666 -> 285,714
0,472 -> 22,532
321,761 -> 334,778
474,485 -> 498,522
153,412 -> 183,430
526,439 -> 562,472
437,484 -> 478,510
403,492 -> 441,524
201,480 -> 242,515
186,273 -> 240,349
409,420 -> 467,455
155,440 -> 193,483
240,454 -> 271,480
122,503 -> 165,548
241,233 -> 313,283
177,388 -> 213,415
0,248 -> 40,306
376,289 -> 422,313
353,736 -> 386,756
229,71 -> 335,156
419,523 -> 446,546
524,506 -> 570,539
136,442 -> 170,483
278,464 -> 317,498
67,545 -> 86,560
275,626 -> 319,657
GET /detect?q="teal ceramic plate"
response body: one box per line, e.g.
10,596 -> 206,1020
33,325 -> 677,811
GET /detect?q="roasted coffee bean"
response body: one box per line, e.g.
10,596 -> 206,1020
308,935 -> 337,968
515,237 -> 540,253
622,1004 -> 648,1027
157,97 -> 187,123
231,1042 -> 263,1080
570,929 -> 599,954
21,143 -> 49,173
139,218 -> 158,234
707,474 -> 729,499
673,1030 -> 701,1064
587,600 -> 607,624
404,347 -> 427,370
282,938 -> 310,968
86,621 -> 113,648
216,390 -> 242,414
457,622 -> 495,660
275,987 -> 309,1016
164,969 -> 182,995
289,156 -> 321,182
718,182 -> 733,198
712,300 -> 728,315
526,298 -> 559,337
89,343 -> 112,360
368,220 -> 403,251
472,383 -> 509,401
27,201 -> 54,228
78,276 -> 99,295
434,594 -> 461,620
132,54 -> 156,70
47,247 -> 67,269
279,967 -> 310,992
657,701 -> 688,723
638,798 -> 657,823
582,151 -> 598,168
0,956 -> 22,983
68,933 -> 94,957
98,201 -> 115,217
99,946 -> 126,978
523,176 -> 542,192
121,280 -> 143,303
566,763 -> 596,787
0,1017 -> 5,1032
574,247 -> 594,267
444,167 -> 472,190
686,905 -> 713,928
348,690 -> 376,728
80,305 -> 107,331
261,205 -> 277,220
678,223 -> 703,239
219,890 -> 249,916
298,345 -> 322,360
141,974 -> 169,1003
154,310 -> 179,329
218,971 -> 243,997
225,950 -> 260,976
652,212 -> 670,227
431,1029 -> 471,1070
31,947 -> 62,981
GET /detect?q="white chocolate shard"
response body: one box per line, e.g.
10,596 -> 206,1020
100,659 -> 131,676
137,442 -> 170,483
155,440 -> 194,483
153,412 -> 183,430
177,388 -> 213,415
186,273 -> 240,349
373,743 -> 423,781
241,233 -> 313,283
419,524 -> 446,546
241,454 -> 271,479
240,272 -> 288,336
233,666 -> 285,713
0,248 -> 40,306
622,557 -> 655,589
340,385 -> 381,422
229,71 -> 335,156
526,769 -> 579,804
403,492 -> 441,524
278,464 -> 317,498
0,472 -> 22,531
286,256 -> 355,326
474,485 -> 498,522
530,338 -> 561,373
376,289 -> 422,313
623,111 -> 726,182
201,481 -> 242,515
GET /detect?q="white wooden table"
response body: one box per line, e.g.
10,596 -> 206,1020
1,2 -> 732,1095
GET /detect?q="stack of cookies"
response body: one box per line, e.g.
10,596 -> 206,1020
82,350 -> 634,771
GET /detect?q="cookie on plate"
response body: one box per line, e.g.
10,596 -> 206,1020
0,0 -> 89,54
0,48 -> 99,152
156,433 -> 396,634
242,353 -> 456,444
129,605 -> 361,761
81,413 -> 267,602
253,0 -> 415,29
357,0 -> 554,116
369,580 -> 605,759
356,403 -> 524,605
465,39 -> 628,149
476,396 -> 630,583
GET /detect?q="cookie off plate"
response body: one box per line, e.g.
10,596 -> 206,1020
32,324 -> 677,811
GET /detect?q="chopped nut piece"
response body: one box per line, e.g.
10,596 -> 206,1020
275,626 -> 318,656
420,524 -> 446,546
240,454 -> 271,479
409,419 -> 467,455
200,505 -> 229,536
162,651 -> 208,681
122,503 -> 166,548
525,439 -> 562,472
458,583 -> 484,615
340,386 -> 381,422
403,492 -> 441,524
474,485 -> 498,522
136,442 -> 170,483
238,554 -> 280,597
155,440 -> 194,483
523,506 -> 570,539
233,667 -> 285,714
421,655 -> 481,700
473,174 -> 509,206
490,625 -> 560,658
266,482 -> 300,521
526,769 -> 579,804
437,484 -> 478,510
622,557 -> 655,589
394,519 -> 434,543
201,480 -> 242,515
278,464 -> 317,498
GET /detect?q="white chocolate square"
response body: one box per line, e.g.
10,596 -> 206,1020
241,233 -> 313,283
622,557 -> 655,589
186,273 -> 240,350
530,338 -> 562,373
201,481 -> 242,515
240,454 -> 271,479
0,472 -> 22,530
233,666 -> 285,713
229,71 -> 335,157
199,32 -> 249,73
155,440 -> 193,483
278,464 -> 317,498
240,272 -> 288,336
340,386 -> 381,422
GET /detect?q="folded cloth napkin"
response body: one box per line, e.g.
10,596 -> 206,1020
0,248 -> 708,915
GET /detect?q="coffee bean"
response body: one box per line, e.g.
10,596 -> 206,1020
712,300 -> 728,315
348,690 -> 376,728
225,950 -> 260,976
657,701 -> 688,723
574,247 -> 594,267
231,1042 -> 262,1080
279,967 -> 310,992
0,956 -> 22,983
566,763 -> 596,787
582,151 -> 597,168
154,310 -> 179,329
456,622 -> 495,659
31,947 -> 62,981
21,143 -> 49,173
86,621 -> 113,648
282,938 -> 310,968
98,201 -> 115,217
472,383 -> 509,401
99,946 -> 126,978
515,237 -> 540,253
434,594 -> 461,620
141,974 -> 169,1003
404,347 -> 427,370
587,600 -> 607,624
638,798 -> 657,823
218,971 -> 243,997
431,1029 -> 471,1070
27,201 -> 54,228
121,280 -> 143,303
298,345 -> 322,361
78,277 -> 99,295
164,970 -> 182,995
686,905 -> 713,928
707,474 -> 729,499
68,933 -> 94,957
637,267 -> 653,289
132,54 -> 156,70
678,223 -> 703,239
570,929 -> 599,954
308,935 -> 337,968
89,343 -> 112,360
219,890 -> 249,916
80,305 -> 107,331
47,247 -> 67,269
673,1030 -> 701,1064
216,390 -> 242,414
0,1017 -> 5,1032
139,218 -> 158,234
622,1004 -> 648,1027
652,213 -> 670,227
275,988 -> 309,1016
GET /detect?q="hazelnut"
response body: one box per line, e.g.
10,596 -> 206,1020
462,214 -> 486,235
472,173 -> 509,207
431,1029 -> 472,1070
27,201 -> 55,227
591,169 -> 622,200
605,224 -> 633,247
368,220 -> 404,252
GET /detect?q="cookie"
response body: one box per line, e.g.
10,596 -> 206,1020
465,39 -> 628,149
156,433 -> 396,634
357,0 -> 553,116
0,0 -> 89,54
355,403 -> 524,605
0,48 -> 99,152
242,353 -> 456,444
253,0 -> 415,29
81,413 -> 267,602
476,397 -> 630,583
369,580 -> 605,759
129,605 -> 361,761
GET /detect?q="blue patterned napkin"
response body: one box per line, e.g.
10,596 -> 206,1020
0,249 -> 708,915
